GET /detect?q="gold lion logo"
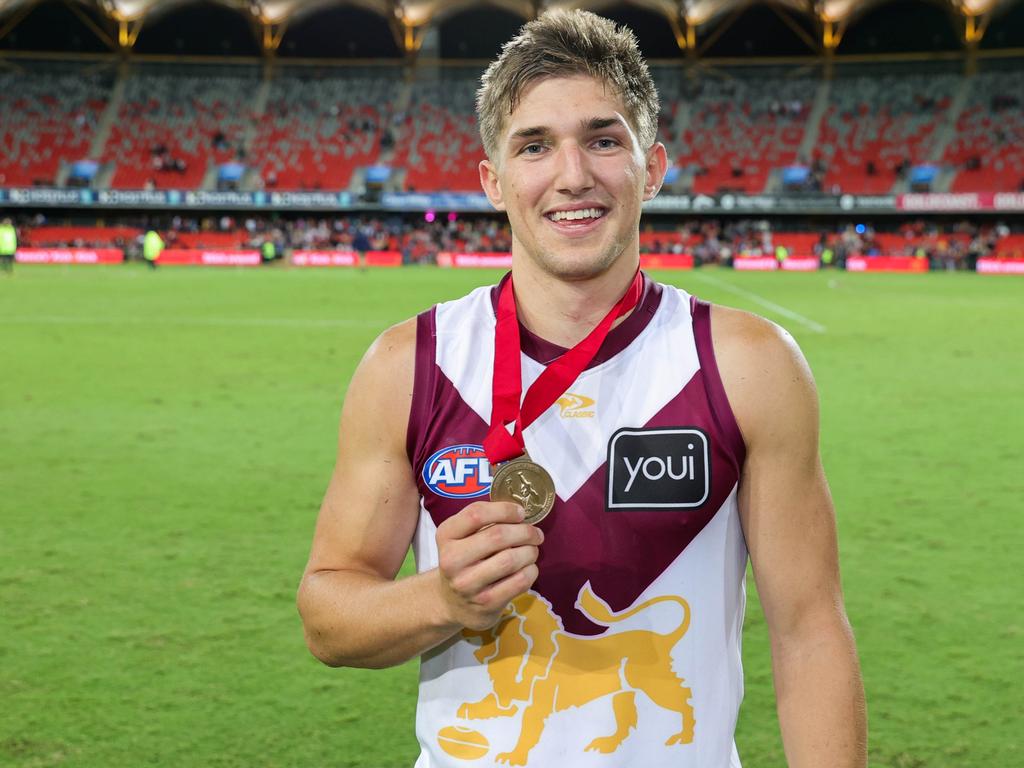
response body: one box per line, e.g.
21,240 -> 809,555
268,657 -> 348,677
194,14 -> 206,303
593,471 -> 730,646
457,585 -> 695,765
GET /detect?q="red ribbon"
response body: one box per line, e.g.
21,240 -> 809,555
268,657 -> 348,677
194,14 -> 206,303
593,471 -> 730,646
483,270 -> 644,464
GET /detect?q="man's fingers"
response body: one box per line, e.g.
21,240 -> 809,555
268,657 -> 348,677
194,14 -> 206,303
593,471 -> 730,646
448,544 -> 540,598
438,501 -> 524,540
434,500 -> 545,630
438,522 -> 544,577
475,563 -> 540,611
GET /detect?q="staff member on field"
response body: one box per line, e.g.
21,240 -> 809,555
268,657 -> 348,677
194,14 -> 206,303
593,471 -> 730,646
143,229 -> 164,270
0,217 -> 16,274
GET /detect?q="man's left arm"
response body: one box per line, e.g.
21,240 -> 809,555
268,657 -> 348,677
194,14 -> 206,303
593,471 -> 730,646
713,306 -> 867,768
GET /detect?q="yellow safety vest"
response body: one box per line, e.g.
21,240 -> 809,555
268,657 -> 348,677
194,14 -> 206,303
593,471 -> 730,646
143,231 -> 164,261
0,224 -> 16,255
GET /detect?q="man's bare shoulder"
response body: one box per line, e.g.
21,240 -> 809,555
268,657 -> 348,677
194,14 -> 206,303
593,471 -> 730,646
707,303 -> 818,448
341,317 -> 418,440
351,318 -> 417,388
708,303 -> 804,369
362,317 -> 417,369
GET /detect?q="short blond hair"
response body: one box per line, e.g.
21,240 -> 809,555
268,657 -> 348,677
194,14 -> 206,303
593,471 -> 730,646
476,9 -> 659,161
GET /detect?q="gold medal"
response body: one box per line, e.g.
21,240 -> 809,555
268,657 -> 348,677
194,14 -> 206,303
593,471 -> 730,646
490,455 -> 556,525
484,271 -> 642,527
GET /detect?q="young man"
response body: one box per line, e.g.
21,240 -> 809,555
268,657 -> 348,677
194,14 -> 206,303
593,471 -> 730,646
298,10 -> 866,768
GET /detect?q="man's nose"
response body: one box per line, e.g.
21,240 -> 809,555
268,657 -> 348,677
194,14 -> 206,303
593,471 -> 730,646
554,142 -> 594,195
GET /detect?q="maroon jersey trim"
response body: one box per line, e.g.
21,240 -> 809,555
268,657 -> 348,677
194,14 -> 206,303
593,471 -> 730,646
490,272 -> 664,367
690,296 -> 747,466
407,308 -> 438,463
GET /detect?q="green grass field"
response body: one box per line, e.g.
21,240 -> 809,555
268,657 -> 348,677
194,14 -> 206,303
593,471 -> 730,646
2,264 -> 1022,767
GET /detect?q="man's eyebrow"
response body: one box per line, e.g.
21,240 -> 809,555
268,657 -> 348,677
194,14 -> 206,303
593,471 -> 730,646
508,126 -> 548,141
506,117 -> 625,144
583,116 -> 625,132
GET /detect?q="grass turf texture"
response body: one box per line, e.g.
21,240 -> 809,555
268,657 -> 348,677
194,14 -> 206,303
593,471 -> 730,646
1,264 -> 1021,768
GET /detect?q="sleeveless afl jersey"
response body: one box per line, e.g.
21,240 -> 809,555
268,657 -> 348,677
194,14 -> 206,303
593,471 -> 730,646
407,274 -> 748,768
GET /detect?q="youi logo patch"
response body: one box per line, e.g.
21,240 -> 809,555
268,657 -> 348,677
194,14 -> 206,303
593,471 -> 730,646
423,444 -> 493,499
607,428 -> 710,510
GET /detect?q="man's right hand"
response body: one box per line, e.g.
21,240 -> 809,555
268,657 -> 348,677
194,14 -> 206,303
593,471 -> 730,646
435,501 -> 544,631
300,320 -> 544,668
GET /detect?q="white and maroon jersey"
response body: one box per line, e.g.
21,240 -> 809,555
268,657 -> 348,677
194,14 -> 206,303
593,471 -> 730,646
407,274 -> 748,768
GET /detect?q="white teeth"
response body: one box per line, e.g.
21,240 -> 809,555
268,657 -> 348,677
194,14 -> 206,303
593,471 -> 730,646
549,208 -> 604,222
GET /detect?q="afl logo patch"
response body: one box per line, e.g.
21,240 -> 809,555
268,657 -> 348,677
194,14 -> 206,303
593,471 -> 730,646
423,444 -> 493,499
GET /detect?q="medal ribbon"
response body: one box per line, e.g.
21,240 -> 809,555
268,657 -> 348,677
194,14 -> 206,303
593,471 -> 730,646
483,270 -> 644,464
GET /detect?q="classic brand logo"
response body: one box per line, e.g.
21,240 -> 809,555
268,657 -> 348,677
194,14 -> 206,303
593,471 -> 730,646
423,444 -> 492,499
607,428 -> 710,509
556,393 -> 595,418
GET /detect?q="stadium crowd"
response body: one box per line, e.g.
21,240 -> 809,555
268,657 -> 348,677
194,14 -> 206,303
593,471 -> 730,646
14,212 -> 1020,270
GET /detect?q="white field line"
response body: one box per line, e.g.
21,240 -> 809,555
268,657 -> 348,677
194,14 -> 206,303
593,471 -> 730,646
0,315 -> 385,329
689,273 -> 827,334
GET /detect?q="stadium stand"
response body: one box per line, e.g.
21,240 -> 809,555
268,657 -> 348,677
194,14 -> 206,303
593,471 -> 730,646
17,215 -> 1020,269
23,225 -> 141,247
0,64 -> 111,187
945,67 -> 1024,193
666,73 -> 813,195
816,70 -> 958,194
995,234 -> 1024,257
1,0 -> 1023,257
103,65 -> 258,190
391,69 -> 484,192
249,67 -> 402,192
3,55 -> 1023,197
171,230 -> 247,248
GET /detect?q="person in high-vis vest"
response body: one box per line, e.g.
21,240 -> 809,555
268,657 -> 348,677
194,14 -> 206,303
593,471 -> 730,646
775,244 -> 789,268
261,238 -> 276,264
143,230 -> 164,269
0,218 -> 17,274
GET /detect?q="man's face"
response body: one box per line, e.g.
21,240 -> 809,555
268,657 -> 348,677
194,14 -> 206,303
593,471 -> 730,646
479,75 -> 667,281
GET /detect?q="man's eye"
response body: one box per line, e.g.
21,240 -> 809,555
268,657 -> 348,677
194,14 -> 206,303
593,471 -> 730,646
522,144 -> 545,155
594,138 -> 619,149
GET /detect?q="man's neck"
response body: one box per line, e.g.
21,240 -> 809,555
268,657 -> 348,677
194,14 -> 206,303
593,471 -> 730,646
510,254 -> 641,349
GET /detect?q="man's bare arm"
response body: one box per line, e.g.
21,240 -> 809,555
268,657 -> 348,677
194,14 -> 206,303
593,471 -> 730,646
297,319 -> 542,669
713,306 -> 868,768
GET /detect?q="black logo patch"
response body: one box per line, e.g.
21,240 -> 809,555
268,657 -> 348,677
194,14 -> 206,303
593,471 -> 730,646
607,428 -> 710,510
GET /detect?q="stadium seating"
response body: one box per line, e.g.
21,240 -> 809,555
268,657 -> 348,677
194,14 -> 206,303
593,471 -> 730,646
171,231 -> 248,248
639,231 -> 690,248
945,69 -> 1024,193
816,72 -> 956,194
392,71 -> 484,192
103,66 -> 258,190
0,67 -> 110,186
3,60 -> 1024,198
24,219 -> 1014,264
993,234 -> 1024,257
248,67 -> 400,191
773,232 -> 822,256
664,74 -> 812,195
24,225 -> 141,246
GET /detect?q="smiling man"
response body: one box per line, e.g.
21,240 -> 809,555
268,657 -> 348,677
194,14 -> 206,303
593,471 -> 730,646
297,10 -> 866,768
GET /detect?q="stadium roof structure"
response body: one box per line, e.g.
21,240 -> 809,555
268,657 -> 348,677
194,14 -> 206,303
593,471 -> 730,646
0,0 -> 1019,55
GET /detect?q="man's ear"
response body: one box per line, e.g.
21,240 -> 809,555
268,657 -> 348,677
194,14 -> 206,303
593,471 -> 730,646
643,142 -> 669,201
479,158 -> 506,211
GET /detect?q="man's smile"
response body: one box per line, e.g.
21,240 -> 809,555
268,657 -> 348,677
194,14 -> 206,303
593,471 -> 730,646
543,205 -> 609,237
545,207 -> 607,223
